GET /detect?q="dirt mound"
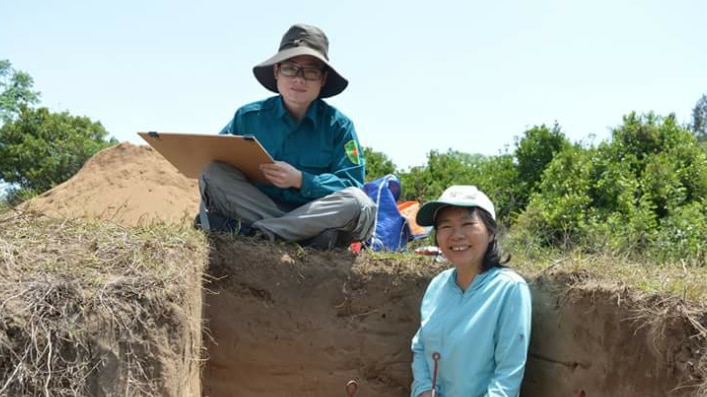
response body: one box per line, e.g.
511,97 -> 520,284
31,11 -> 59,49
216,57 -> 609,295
24,143 -> 199,226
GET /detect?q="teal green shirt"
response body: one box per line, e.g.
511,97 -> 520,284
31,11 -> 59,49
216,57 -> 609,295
220,96 -> 365,206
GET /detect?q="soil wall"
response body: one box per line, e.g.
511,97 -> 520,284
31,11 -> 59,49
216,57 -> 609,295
202,238 -> 705,397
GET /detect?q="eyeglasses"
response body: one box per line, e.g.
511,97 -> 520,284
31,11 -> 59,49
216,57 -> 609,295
277,62 -> 325,81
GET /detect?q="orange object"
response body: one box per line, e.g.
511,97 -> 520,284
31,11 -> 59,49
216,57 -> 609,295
349,242 -> 363,255
397,201 -> 428,238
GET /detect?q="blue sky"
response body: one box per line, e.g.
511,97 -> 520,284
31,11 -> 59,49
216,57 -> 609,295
2,0 -> 706,170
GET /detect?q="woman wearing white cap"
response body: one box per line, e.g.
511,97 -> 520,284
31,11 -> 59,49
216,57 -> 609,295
410,185 -> 532,397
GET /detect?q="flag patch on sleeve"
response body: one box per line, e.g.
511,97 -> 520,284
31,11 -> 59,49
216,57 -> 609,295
345,140 -> 361,165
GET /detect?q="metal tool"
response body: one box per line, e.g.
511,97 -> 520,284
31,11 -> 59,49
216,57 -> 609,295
431,351 -> 441,397
345,380 -> 359,397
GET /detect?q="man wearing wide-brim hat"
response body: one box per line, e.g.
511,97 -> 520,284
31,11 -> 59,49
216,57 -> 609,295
196,23 -> 376,250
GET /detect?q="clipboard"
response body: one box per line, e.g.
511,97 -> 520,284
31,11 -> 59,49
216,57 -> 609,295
138,132 -> 275,183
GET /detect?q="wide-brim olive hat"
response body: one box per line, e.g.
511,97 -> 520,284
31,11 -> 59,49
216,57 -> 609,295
253,24 -> 348,99
416,185 -> 497,226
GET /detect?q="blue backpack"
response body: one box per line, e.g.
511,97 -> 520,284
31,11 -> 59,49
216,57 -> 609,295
363,174 -> 414,251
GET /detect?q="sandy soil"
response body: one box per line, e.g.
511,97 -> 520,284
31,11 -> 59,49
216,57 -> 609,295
203,238 -> 424,397
24,143 -> 199,226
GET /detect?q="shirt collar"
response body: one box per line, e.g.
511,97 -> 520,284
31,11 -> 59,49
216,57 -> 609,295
304,99 -> 319,128
275,96 -> 319,128
448,267 -> 497,293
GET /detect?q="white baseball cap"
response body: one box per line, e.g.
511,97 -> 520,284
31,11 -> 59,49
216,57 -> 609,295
416,185 -> 496,226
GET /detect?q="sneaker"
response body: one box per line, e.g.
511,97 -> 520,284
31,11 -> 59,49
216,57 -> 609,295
193,212 -> 240,234
301,229 -> 352,251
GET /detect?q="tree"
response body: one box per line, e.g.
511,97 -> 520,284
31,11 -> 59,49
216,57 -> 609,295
516,112 -> 707,261
0,106 -> 117,201
363,147 -> 397,182
691,93 -> 707,142
515,145 -> 595,248
397,149 -> 487,203
475,153 -> 521,226
0,60 -> 40,123
513,123 -> 571,208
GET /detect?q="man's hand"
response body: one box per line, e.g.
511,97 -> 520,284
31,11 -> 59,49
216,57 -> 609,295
260,161 -> 302,189
417,391 -> 433,397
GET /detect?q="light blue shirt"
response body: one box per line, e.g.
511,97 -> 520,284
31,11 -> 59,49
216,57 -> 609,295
411,267 -> 532,397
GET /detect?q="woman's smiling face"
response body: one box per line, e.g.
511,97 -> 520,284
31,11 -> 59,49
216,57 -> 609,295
435,206 -> 493,270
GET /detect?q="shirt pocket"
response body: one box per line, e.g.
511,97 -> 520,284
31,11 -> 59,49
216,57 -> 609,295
296,149 -> 333,175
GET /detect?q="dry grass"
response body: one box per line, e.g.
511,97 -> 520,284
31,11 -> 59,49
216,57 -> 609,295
0,211 -> 207,396
508,235 -> 707,303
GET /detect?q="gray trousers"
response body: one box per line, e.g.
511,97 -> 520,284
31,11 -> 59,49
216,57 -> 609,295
199,162 -> 376,242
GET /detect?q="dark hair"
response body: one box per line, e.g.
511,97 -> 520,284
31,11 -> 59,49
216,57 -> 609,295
434,206 -> 511,272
